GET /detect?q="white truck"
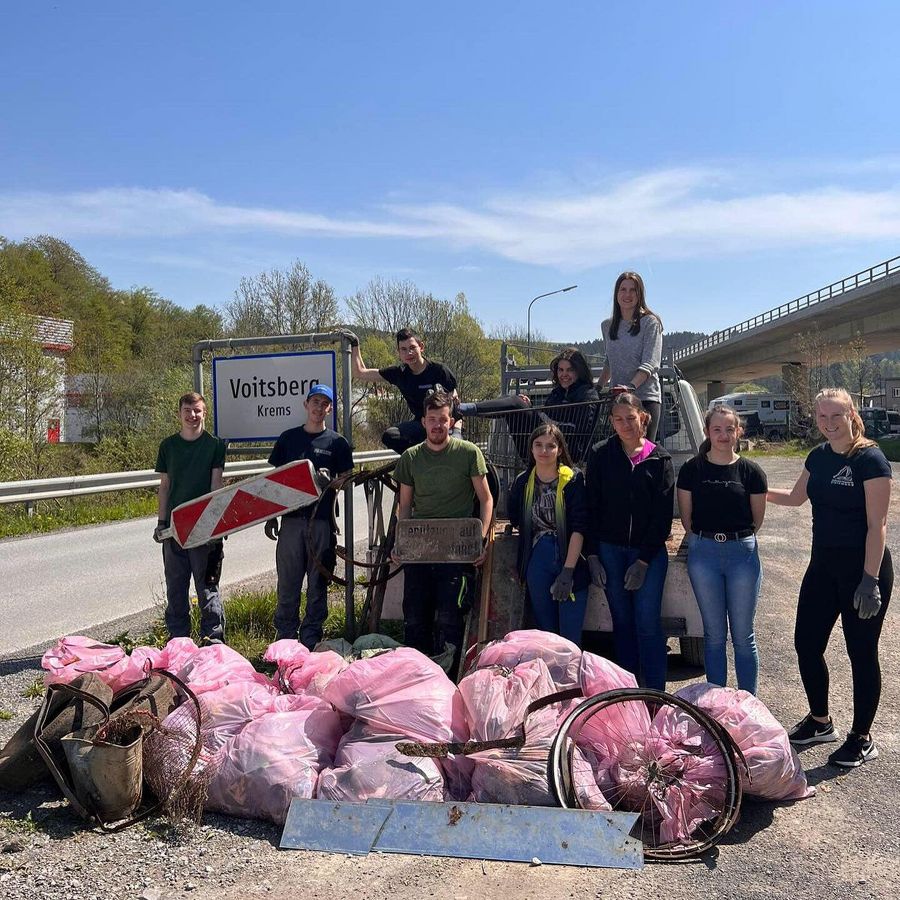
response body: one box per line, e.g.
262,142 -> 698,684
708,391 -> 806,442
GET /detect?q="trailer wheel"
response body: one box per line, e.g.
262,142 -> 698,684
680,636 -> 704,667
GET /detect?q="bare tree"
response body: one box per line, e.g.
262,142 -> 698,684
839,332 -> 879,406
225,261 -> 339,337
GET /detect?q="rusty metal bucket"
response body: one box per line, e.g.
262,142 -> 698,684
61,723 -> 143,823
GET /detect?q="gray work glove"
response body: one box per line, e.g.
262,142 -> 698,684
315,468 -> 333,492
624,560 -> 648,592
853,572 -> 882,620
340,329 -> 360,348
264,517 -> 280,541
153,520 -> 166,544
587,554 -> 606,589
550,567 -> 576,603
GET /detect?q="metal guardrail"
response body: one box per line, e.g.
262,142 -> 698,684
0,449 -> 398,505
674,255 -> 900,362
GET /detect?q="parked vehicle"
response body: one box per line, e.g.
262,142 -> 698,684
708,392 -> 804,441
860,406 -> 892,439
887,409 -> 900,435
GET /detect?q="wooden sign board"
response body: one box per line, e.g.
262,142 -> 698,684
394,517 -> 483,563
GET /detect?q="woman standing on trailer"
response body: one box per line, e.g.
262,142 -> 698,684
508,423 -> 590,645
677,405 -> 767,694
586,393 -> 674,688
598,272 -> 664,440
768,388 -> 892,767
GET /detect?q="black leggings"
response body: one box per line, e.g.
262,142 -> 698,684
794,546 -> 893,735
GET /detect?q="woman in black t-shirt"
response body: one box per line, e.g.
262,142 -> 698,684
677,405 -> 767,694
768,388 -> 893,768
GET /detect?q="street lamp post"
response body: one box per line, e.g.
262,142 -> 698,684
526,285 -> 578,363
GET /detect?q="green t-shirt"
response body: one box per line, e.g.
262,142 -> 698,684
155,431 -> 226,515
394,437 -> 487,520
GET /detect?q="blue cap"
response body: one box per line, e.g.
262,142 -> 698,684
307,383 -> 334,402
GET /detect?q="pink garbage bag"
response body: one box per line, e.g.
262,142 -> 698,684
206,701 -> 343,825
468,703 -> 566,806
579,651 -> 638,695
195,681 -> 281,752
278,650 -> 348,698
474,630 -> 582,689
130,637 -> 200,676
322,648 -> 468,744
570,745 -> 613,811
317,722 -> 445,803
176,644 -> 269,695
675,683 -> 814,801
459,658 -> 558,741
42,636 -> 146,694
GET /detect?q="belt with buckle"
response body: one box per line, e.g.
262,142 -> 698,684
694,529 -> 755,542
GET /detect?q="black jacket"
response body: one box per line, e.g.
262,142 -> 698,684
585,436 -> 674,562
508,467 -> 590,591
544,380 -> 599,407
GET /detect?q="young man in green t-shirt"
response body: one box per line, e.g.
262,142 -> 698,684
394,390 -> 493,675
154,391 -> 227,643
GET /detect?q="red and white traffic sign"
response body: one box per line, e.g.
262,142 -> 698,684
160,459 -> 321,548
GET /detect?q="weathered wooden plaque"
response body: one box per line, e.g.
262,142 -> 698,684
393,517 -> 483,563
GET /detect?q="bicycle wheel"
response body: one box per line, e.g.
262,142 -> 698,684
549,688 -> 744,860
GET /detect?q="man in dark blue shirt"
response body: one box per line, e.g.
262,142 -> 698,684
266,384 -> 354,648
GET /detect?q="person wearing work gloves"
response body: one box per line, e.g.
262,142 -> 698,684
585,392 -> 674,689
265,384 -> 353,649
768,388 -> 893,768
508,423 -> 590,645
343,327 -> 459,453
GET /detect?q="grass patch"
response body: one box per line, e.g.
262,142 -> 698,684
0,710 -> 13,720
0,491 -> 158,539
878,437 -> 900,462
743,439 -> 812,459
22,677 -> 44,700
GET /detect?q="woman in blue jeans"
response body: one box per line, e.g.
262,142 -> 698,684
508,423 -> 590,644
677,404 -> 767,694
585,393 -> 674,688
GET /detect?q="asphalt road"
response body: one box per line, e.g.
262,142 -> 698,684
0,485 -> 382,657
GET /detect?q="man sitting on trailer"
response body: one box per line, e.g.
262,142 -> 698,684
154,391 -> 227,644
393,389 -> 493,676
265,384 -> 354,650
345,327 -> 459,453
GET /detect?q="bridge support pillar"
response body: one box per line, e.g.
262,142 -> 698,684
707,381 -> 726,404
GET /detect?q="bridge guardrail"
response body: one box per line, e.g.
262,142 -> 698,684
674,255 -> 900,362
0,449 -> 399,506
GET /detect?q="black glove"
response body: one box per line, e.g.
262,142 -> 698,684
264,518 -> 280,541
550,567 -> 576,603
587,555 -> 606,589
624,560 -> 648,592
341,329 -> 360,348
853,572 -> 882,620
153,520 -> 167,544
315,468 -> 333,491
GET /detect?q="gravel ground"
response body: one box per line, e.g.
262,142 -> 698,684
1,455 -> 898,900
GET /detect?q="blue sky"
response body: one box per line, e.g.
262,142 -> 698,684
3,1 -> 900,340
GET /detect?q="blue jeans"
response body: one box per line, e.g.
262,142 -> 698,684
686,533 -> 762,694
526,534 -> 588,646
596,542 -> 668,689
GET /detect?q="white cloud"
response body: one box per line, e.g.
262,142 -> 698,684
3,166 -> 900,268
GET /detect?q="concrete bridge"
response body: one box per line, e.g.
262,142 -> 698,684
673,255 -> 900,398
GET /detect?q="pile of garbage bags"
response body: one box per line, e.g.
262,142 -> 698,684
25,630 -> 814,835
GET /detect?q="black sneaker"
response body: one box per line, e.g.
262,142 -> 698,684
788,714 -> 838,745
829,733 -> 879,768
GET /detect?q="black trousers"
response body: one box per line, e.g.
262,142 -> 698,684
402,562 -> 475,678
795,546 -> 893,735
382,420 -> 426,454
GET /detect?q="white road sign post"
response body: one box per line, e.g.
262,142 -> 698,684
212,350 -> 337,442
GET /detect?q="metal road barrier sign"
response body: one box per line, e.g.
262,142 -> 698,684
158,459 -> 320,548
393,517 -> 484,563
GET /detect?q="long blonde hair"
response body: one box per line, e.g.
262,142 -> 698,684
815,388 -> 875,457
